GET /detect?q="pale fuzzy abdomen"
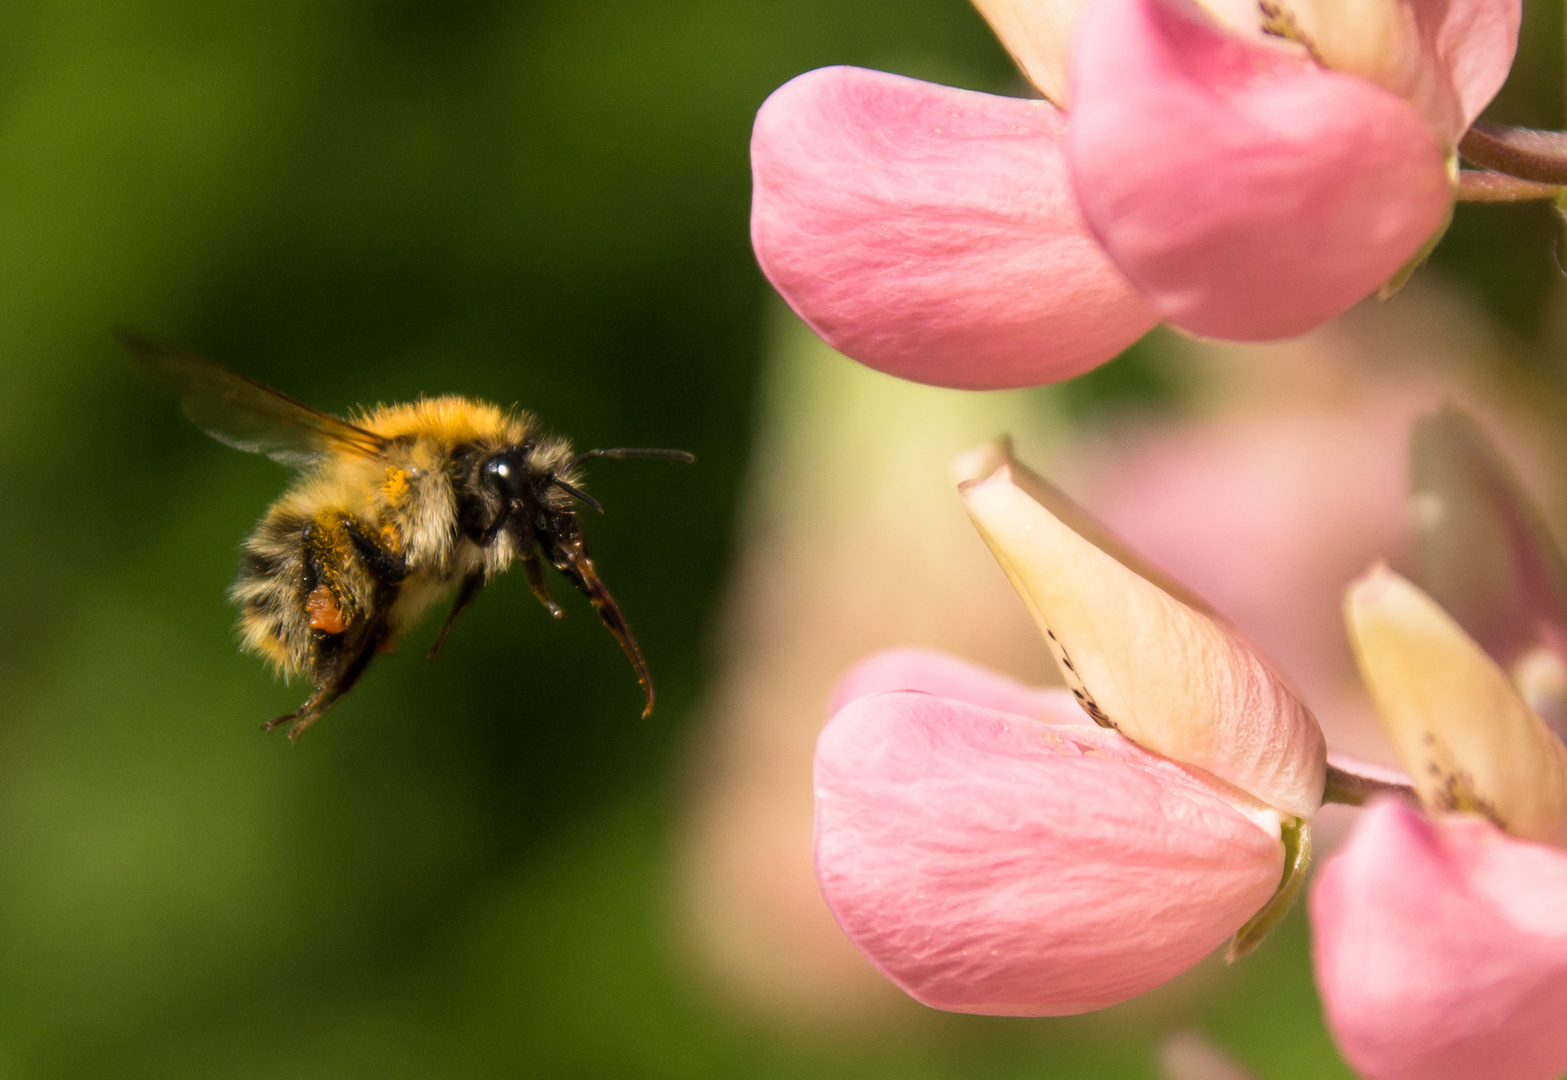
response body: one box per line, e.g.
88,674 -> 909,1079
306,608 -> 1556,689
229,445 -> 468,678
230,507 -> 329,676
385,541 -> 488,638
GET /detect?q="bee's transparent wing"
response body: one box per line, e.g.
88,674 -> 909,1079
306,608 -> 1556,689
119,330 -> 388,467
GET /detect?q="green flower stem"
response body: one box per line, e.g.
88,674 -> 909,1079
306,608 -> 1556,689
1322,762 -> 1420,808
1227,816 -> 1310,962
1456,169 -> 1562,202
1459,124 -> 1567,185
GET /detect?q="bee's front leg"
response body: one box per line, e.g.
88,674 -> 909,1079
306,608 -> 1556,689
427,571 -> 485,661
521,552 -> 563,619
506,511 -> 562,620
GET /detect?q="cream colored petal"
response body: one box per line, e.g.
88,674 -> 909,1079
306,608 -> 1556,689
953,437 -> 1219,617
1206,0 -> 1518,143
970,0 -> 1086,105
1265,0 -> 1438,123
960,461 -> 1327,818
1345,564 -> 1567,846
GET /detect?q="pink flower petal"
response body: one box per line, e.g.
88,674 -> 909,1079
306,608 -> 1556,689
814,690 -> 1283,1015
828,647 -> 1089,725
1415,0 -> 1520,133
1311,800 -> 1567,1080
1067,0 -> 1453,341
750,66 -> 1158,389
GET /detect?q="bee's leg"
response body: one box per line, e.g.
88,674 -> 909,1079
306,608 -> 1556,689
491,512 -> 561,620
265,616 -> 391,740
342,518 -> 408,584
544,531 -> 654,718
522,551 -> 563,620
426,571 -> 485,661
264,516 -> 400,739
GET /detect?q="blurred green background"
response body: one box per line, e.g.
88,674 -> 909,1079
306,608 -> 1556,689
0,2 -> 1562,1078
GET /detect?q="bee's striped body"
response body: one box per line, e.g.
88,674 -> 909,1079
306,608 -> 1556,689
229,397 -> 571,681
124,331 -> 685,739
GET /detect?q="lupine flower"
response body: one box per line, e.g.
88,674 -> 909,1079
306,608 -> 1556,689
1311,408 -> 1567,1080
751,0 -> 1521,387
813,440 -> 1326,1013
679,317 -> 1522,1021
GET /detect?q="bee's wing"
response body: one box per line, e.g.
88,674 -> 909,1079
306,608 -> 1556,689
120,330 -> 388,467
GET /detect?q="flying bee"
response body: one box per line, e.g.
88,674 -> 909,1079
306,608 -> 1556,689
122,330 -> 693,740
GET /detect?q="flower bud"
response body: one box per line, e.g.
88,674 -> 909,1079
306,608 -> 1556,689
959,453 -> 1326,817
1344,564 -> 1567,846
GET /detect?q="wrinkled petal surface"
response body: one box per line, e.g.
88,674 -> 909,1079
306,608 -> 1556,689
751,66 -> 1157,389
1344,565 -> 1567,846
829,647 -> 1089,725
815,691 -> 1283,1015
962,462 -> 1327,817
1312,800 -> 1567,1080
1068,0 -> 1452,340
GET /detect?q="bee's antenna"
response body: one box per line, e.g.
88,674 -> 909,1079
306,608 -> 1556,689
552,477 -> 604,515
566,447 -> 695,471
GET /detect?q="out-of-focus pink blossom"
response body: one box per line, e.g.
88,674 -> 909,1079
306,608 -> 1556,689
1311,411 -> 1567,1080
750,0 -> 1520,386
815,684 -> 1284,1014
1158,1030 -> 1261,1080
1312,799 -> 1567,1080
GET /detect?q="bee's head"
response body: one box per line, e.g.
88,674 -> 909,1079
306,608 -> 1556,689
468,442 -> 693,547
467,442 -> 577,546
479,446 -> 538,504
467,440 -> 694,719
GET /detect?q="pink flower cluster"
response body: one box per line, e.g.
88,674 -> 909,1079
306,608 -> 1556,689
810,419 -> 1567,1080
751,0 -> 1521,387
751,0 -> 1567,1075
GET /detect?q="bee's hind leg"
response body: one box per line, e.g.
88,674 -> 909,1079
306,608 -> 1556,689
266,615 -> 391,741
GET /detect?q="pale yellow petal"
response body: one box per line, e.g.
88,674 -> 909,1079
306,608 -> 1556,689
960,462 -> 1327,817
1196,0 -> 1461,140
952,437 -> 1218,617
970,0 -> 1086,105
1345,565 -> 1567,846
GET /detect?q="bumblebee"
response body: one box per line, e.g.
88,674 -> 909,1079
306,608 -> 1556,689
123,331 -> 692,739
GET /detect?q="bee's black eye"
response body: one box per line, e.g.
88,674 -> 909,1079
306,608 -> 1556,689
481,450 -> 529,500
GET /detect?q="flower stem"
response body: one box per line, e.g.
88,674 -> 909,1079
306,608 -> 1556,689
1227,816 -> 1310,962
1459,124 -> 1567,185
1322,761 -> 1419,807
1456,170 -> 1562,202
